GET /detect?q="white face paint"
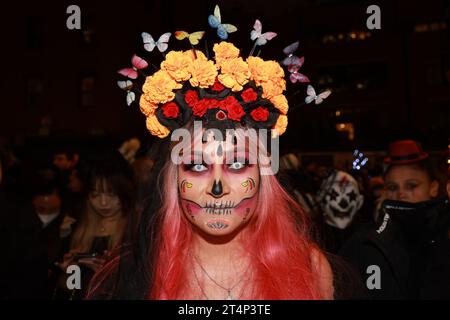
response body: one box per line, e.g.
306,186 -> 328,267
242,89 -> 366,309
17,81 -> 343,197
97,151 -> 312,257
318,171 -> 363,230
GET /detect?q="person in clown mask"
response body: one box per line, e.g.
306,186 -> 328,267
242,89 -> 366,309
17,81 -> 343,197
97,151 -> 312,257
315,170 -> 364,253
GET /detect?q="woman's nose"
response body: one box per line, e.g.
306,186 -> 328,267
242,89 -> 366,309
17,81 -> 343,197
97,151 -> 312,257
100,194 -> 108,205
397,191 -> 406,200
211,180 -> 223,197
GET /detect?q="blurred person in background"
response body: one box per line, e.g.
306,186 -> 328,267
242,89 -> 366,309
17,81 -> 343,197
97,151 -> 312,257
52,145 -> 85,220
55,150 -> 135,299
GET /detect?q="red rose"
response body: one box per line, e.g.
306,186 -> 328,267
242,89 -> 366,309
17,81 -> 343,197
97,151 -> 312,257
205,99 -> 221,110
161,102 -> 179,119
192,99 -> 209,117
184,90 -> 199,106
211,79 -> 225,92
250,106 -> 269,122
218,96 -> 239,111
223,96 -> 245,121
240,88 -> 258,102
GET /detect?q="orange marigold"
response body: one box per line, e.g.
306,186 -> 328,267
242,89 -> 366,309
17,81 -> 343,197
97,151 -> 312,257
146,114 -> 170,138
139,95 -> 157,116
189,58 -> 218,88
213,42 -> 240,69
160,51 -> 192,82
142,70 -> 182,104
270,94 -> 289,115
218,57 -> 250,92
272,115 -> 288,137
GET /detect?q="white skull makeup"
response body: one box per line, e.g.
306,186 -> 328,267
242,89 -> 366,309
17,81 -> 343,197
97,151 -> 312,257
317,170 -> 363,230
177,136 -> 260,237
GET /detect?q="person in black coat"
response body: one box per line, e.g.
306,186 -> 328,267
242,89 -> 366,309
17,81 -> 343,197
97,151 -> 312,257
1,173 -> 72,299
339,140 -> 449,299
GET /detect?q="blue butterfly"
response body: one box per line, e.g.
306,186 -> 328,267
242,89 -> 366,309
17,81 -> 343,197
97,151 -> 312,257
208,5 -> 237,40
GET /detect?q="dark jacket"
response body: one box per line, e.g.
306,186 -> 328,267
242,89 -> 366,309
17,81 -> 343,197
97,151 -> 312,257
339,198 -> 450,300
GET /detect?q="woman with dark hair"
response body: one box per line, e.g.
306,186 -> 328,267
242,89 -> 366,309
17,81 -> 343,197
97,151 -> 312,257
56,150 -> 135,299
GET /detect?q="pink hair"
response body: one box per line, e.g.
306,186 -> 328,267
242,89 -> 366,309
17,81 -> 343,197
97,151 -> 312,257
150,155 -> 323,299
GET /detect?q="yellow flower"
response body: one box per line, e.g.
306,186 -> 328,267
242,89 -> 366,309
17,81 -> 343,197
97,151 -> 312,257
247,57 -> 284,85
160,51 -> 192,82
273,115 -> 288,137
261,79 -> 286,99
146,114 -> 170,138
189,58 -> 218,88
142,70 -> 182,104
218,57 -> 250,92
213,42 -> 240,69
270,94 -> 289,114
139,95 -> 157,116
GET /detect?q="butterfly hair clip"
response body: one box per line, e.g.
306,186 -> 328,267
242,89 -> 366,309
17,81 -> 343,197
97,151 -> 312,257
305,85 -> 332,105
287,57 -> 310,84
282,41 -> 302,66
208,5 -> 237,40
249,19 -> 277,56
142,32 -> 171,54
117,80 -> 135,106
117,55 -> 148,79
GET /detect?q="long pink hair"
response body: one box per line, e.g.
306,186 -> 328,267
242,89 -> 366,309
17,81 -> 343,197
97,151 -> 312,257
150,137 -> 324,299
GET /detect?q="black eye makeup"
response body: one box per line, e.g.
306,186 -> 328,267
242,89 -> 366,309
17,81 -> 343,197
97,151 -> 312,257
182,162 -> 209,172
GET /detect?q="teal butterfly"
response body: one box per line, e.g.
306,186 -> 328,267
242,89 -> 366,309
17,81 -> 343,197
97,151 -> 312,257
208,5 -> 237,40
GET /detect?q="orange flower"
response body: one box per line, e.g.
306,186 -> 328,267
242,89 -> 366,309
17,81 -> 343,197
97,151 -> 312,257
142,70 -> 182,104
213,42 -> 240,69
139,95 -> 157,116
160,51 -> 192,82
270,94 -> 289,114
247,56 -> 268,84
261,79 -> 286,99
189,58 -> 218,88
146,114 -> 170,138
272,115 -> 288,137
218,57 -> 250,92
247,56 -> 285,85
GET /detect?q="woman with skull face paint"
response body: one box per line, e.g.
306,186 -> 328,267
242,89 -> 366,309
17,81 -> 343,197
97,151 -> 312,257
340,140 -> 450,299
85,28 -> 336,299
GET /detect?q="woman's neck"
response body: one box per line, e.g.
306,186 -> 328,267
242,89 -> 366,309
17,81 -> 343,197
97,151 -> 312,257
191,228 -> 247,265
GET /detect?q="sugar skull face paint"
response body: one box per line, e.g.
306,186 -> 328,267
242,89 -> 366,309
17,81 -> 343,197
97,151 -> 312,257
241,178 -> 256,193
178,137 -> 260,236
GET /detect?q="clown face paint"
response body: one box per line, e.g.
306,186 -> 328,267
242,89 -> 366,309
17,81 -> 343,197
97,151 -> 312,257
318,170 -> 363,229
178,138 -> 260,236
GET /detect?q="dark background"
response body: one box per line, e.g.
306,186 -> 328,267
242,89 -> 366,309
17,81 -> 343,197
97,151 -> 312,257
2,0 -> 449,159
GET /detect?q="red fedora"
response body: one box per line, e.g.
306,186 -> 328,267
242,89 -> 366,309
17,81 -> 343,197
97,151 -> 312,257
384,140 -> 429,165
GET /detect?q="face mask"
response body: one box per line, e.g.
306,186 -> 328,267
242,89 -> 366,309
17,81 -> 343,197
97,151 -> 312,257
37,211 -> 60,228
318,171 -> 363,229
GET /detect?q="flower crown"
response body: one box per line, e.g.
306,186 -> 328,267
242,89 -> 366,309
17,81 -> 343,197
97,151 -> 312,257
117,5 -> 331,139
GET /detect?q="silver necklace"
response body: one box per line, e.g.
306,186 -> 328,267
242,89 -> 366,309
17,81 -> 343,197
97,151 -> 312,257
192,254 -> 250,300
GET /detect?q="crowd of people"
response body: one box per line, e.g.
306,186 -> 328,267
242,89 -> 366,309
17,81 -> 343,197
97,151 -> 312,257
0,137 -> 448,299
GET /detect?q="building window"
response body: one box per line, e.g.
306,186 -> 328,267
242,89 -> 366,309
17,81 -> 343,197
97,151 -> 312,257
317,62 -> 388,93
